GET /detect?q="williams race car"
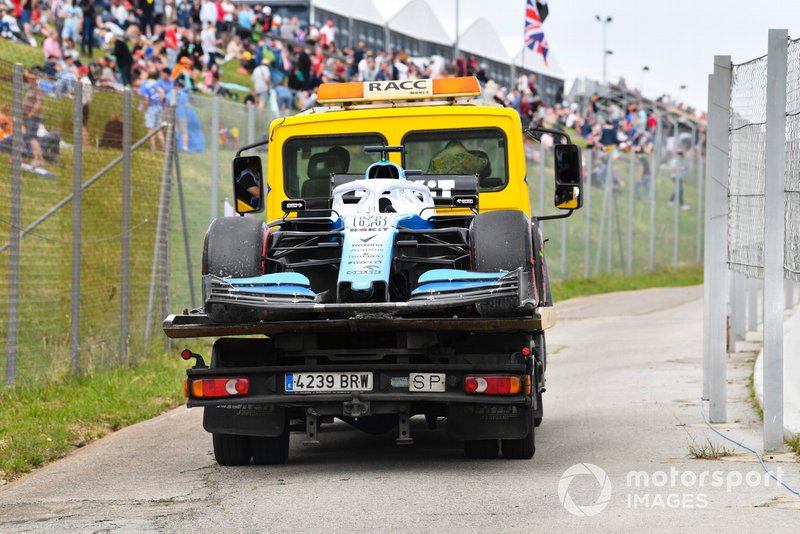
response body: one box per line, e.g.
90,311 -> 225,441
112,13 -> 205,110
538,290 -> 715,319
204,146 -> 540,324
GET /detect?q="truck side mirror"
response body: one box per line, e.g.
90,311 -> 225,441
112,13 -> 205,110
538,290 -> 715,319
553,144 -> 583,210
232,156 -> 265,214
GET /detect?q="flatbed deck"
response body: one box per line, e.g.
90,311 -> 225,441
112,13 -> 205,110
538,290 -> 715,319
163,306 -> 555,338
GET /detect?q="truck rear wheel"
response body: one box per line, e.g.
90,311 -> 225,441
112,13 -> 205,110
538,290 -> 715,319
469,210 -> 535,316
463,439 -> 499,459
212,433 -> 252,466
534,391 -> 543,427
501,412 -> 536,459
250,432 -> 290,465
202,217 -> 267,323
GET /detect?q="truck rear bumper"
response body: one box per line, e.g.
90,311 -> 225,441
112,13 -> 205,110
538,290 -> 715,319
186,362 -> 529,409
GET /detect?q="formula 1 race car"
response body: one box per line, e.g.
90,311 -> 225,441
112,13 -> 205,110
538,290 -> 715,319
203,146 -> 540,324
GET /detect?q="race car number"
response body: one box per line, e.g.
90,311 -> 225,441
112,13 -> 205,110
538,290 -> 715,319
352,215 -> 388,228
285,372 -> 373,393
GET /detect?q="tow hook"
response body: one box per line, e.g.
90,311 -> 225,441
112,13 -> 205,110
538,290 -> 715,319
180,349 -> 207,368
343,396 -> 370,418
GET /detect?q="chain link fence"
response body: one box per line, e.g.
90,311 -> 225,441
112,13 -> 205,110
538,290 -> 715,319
2,59 -> 705,387
728,56 -> 768,279
785,40 -> 800,281
0,60 -> 170,386
526,127 -> 704,282
727,38 -> 800,282
170,95 -> 272,316
705,30 -> 800,450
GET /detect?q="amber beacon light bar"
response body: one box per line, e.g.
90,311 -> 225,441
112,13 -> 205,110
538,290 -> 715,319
317,76 -> 483,104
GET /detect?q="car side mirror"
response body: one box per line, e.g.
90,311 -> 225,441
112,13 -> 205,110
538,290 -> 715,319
232,156 -> 264,214
553,144 -> 583,210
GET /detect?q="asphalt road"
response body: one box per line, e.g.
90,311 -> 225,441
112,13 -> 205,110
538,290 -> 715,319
1,286 -> 798,532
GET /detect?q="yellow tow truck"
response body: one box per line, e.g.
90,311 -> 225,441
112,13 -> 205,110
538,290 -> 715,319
164,76 -> 583,464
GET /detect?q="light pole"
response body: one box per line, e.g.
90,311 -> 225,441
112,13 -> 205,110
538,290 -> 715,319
595,15 -> 612,84
454,0 -> 460,60
640,65 -> 650,95
678,84 -> 687,106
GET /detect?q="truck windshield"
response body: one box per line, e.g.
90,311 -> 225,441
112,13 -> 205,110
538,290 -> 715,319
402,128 -> 508,191
283,134 -> 386,198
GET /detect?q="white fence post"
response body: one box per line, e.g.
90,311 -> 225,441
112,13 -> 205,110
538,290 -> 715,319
705,56 -> 731,423
762,29 -> 788,452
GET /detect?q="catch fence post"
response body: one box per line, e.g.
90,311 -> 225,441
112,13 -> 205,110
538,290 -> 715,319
584,149 -> 592,278
247,101 -> 256,146
627,150 -> 634,275
174,150 -> 196,309
210,95 -> 220,222
702,86 -> 712,401
560,218 -> 567,280
120,88 -> 132,365
70,80 -> 84,374
538,144 -> 545,219
158,100 -> 177,351
649,113 -> 660,271
144,114 -> 175,348
706,56 -> 731,423
606,163 -> 612,274
762,29 -> 788,451
5,63 -> 23,386
673,173 -> 680,270
593,152 -> 612,274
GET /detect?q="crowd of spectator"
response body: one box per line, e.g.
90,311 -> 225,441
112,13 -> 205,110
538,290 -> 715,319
1,0 -> 703,198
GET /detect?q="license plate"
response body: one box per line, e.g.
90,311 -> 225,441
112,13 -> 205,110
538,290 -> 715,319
409,373 -> 446,392
285,372 -> 373,393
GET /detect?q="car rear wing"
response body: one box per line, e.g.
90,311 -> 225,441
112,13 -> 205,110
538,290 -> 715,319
330,173 -> 478,206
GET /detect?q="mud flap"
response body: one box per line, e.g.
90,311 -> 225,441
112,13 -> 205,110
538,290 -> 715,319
203,405 -> 286,437
446,404 -> 530,440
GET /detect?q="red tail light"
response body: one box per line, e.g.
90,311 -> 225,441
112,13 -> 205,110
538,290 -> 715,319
464,375 -> 522,395
190,377 -> 249,398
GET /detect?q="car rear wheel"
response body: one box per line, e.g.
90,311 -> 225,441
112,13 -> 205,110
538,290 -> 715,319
212,433 -> 252,466
463,439 -> 499,459
469,210 -> 535,316
202,216 -> 267,323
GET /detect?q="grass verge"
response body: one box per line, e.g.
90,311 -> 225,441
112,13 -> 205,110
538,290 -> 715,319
688,437 -> 733,460
551,265 -> 703,301
0,356 -> 186,482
